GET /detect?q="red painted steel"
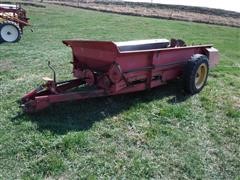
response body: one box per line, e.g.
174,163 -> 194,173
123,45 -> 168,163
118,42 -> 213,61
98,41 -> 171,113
21,39 -> 219,112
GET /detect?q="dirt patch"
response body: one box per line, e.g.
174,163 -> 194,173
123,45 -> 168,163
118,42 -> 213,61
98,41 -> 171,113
44,0 -> 240,27
0,61 -> 14,72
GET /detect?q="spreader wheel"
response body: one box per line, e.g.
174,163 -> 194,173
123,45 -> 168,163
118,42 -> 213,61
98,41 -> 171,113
0,22 -> 21,43
184,54 -> 209,94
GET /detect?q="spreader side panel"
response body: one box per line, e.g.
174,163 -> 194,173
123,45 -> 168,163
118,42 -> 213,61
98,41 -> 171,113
63,40 -> 119,72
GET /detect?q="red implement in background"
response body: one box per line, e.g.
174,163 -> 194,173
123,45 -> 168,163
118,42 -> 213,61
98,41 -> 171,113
21,38 -> 219,112
0,4 -> 30,42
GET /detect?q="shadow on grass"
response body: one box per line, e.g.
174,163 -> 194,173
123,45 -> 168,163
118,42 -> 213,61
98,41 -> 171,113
12,80 -> 190,134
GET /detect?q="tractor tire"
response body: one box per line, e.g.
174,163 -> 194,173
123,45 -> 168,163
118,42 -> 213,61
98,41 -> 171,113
184,54 -> 209,94
0,23 -> 3,43
0,21 -> 21,43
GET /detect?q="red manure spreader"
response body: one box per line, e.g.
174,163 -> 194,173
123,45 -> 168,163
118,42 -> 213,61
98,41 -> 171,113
0,3 -> 30,43
21,38 -> 219,112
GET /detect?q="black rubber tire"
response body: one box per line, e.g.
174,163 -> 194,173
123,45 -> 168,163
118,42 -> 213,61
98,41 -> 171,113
184,54 -> 209,94
0,21 -> 21,43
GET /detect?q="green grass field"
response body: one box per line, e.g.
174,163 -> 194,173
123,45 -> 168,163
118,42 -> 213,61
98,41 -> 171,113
0,4 -> 239,179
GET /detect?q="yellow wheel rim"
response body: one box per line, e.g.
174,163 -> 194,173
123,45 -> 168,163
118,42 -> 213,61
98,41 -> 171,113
195,63 -> 207,89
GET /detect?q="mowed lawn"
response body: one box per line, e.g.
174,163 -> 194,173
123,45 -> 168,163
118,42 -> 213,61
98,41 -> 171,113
0,4 -> 239,179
